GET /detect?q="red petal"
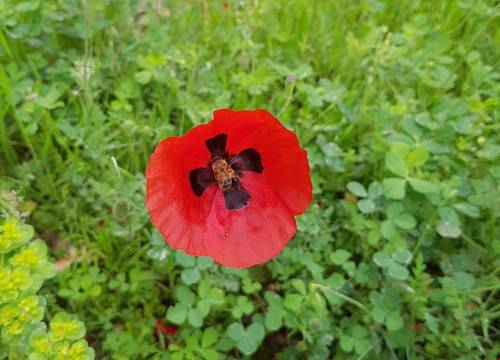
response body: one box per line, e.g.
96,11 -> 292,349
145,124 -> 216,256
203,173 -> 296,268
212,109 -> 312,215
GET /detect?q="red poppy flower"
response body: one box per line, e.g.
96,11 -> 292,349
146,109 -> 312,268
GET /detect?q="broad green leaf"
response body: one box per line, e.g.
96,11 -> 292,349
354,337 -> 371,355
387,262 -> 409,280
393,213 -> 416,230
373,251 -> 391,268
238,336 -> 258,355
134,70 -> 152,84
175,251 -> 196,267
347,182 -> 367,197
367,181 -> 382,198
383,178 -> 406,199
406,147 -> 429,168
227,323 -> 245,341
385,152 -> 409,177
408,178 -> 439,194
176,286 -> 195,307
247,323 -> 265,342
452,272 -> 476,290
357,198 -> 376,213
351,325 -> 367,338
438,206 -> 460,226
381,220 -> 397,239
181,268 -> 201,285
330,249 -> 351,265
367,229 -> 380,246
453,203 -> 480,218
385,312 -> 403,331
284,294 -> 302,313
436,221 -> 462,238
291,279 -> 306,295
339,335 -> 354,352
371,306 -> 386,323
265,309 -> 283,331
386,202 -> 404,217
197,256 -> 213,269
167,304 -> 187,324
392,249 -> 412,264
187,308 -> 204,327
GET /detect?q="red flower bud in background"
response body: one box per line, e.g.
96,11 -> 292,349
154,319 -> 178,347
146,109 -> 312,268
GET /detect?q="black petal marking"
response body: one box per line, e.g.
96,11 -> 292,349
230,148 -> 263,174
205,133 -> 228,159
189,167 -> 213,197
223,186 -> 251,210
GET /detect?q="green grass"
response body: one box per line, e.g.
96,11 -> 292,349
1,0 -> 499,359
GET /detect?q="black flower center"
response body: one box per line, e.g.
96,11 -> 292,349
189,133 -> 263,210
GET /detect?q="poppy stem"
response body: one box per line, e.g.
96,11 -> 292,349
277,74 -> 296,119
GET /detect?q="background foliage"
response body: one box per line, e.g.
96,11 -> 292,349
1,0 -> 499,359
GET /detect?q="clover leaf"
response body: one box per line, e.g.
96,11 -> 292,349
227,322 -> 265,355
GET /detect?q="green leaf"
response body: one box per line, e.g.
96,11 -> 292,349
351,325 -> 367,338
339,335 -> 354,352
265,309 -> 283,331
134,70 -> 152,84
175,251 -> 196,267
385,152 -> 408,177
392,249 -> 412,264
330,249 -> 351,265
393,213 -> 416,230
176,286 -> 195,307
167,304 -> 187,324
371,306 -> 386,324
284,294 -> 302,313
247,323 -> 265,342
291,279 -> 307,295
367,181 -> 382,198
354,337 -> 371,355
383,178 -> 406,199
386,202 -> 404,217
408,178 -> 439,194
368,229 -> 381,246
181,268 -> 201,285
381,220 -> 398,239
436,221 -> 462,238
453,203 -> 480,218
373,251 -> 391,268
187,308 -> 204,327
438,206 -> 460,226
452,272 -> 476,290
197,256 -> 213,269
387,262 -> 409,280
347,182 -> 367,197
357,198 -> 376,213
238,336 -> 258,355
227,323 -> 245,341
406,147 -> 429,168
385,312 -> 403,331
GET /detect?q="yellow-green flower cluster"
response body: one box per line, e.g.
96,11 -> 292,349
29,313 -> 95,360
0,219 -> 33,254
0,218 -> 93,359
0,219 -> 55,347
